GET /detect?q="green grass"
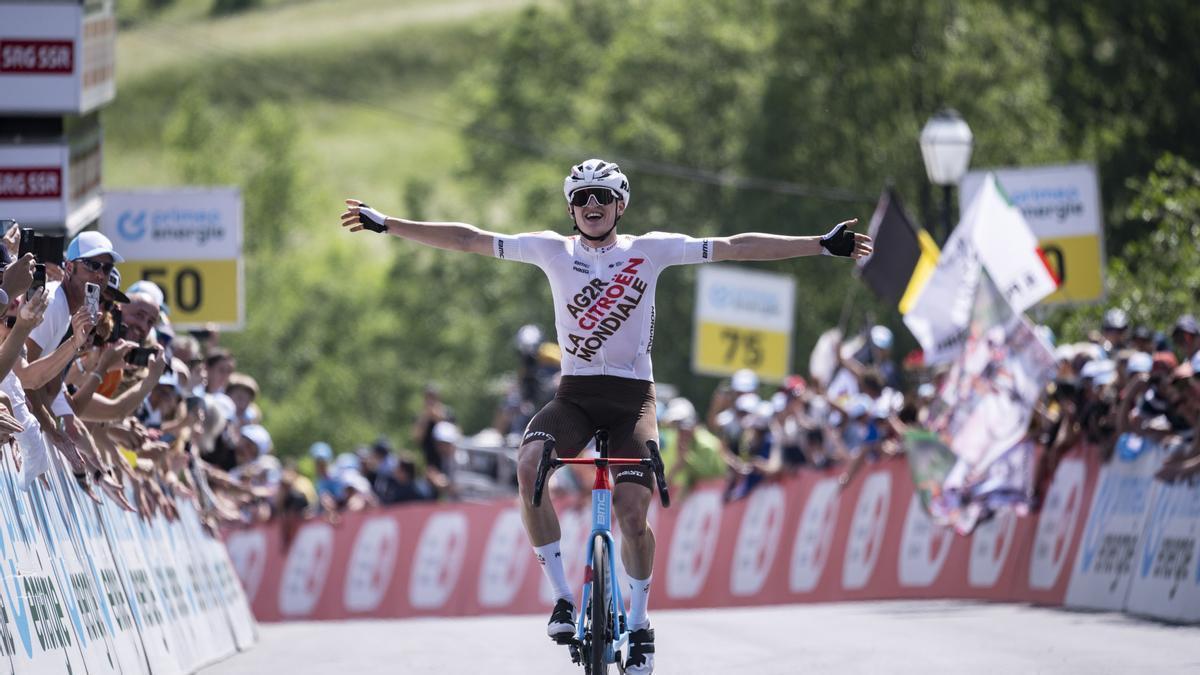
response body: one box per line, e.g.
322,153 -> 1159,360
105,0 -> 555,229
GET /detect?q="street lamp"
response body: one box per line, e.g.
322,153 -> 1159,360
919,108 -> 973,244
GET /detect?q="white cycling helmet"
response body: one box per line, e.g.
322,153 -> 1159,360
563,158 -> 631,207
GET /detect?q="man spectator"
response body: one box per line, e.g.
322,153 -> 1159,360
658,397 -> 725,497
1173,314 -> 1199,361
309,441 -> 344,513
1101,308 -> 1130,353
374,451 -> 436,504
226,372 -> 261,425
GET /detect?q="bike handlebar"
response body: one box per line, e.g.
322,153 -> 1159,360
530,433 -> 671,509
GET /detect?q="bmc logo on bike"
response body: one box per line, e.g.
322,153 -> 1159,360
479,509 -> 530,608
1029,459 -> 1085,590
278,523 -> 334,617
898,494 -> 954,588
224,530 -> 268,603
343,517 -> 400,613
842,472 -> 892,590
731,485 -> 785,597
789,479 -> 840,593
665,491 -> 723,599
969,509 -> 1018,588
410,513 -> 468,609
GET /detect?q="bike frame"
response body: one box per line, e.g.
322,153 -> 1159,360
557,456 -> 646,664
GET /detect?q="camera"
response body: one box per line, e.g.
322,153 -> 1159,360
18,228 -> 35,259
126,346 -> 155,367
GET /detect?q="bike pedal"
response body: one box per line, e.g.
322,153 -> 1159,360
552,633 -> 579,646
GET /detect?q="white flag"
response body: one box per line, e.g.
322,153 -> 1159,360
903,173 -> 1058,364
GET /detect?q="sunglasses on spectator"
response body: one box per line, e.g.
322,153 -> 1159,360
569,188 -> 618,207
74,258 -> 114,274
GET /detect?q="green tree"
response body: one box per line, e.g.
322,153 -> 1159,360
1050,154 -> 1200,342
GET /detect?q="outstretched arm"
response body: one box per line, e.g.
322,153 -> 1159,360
712,219 -> 873,261
340,199 -> 496,256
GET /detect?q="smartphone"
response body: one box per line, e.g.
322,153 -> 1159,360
30,234 -> 62,266
26,263 -> 45,300
18,228 -> 36,259
107,307 -> 124,343
126,346 -> 155,367
186,395 -> 205,415
84,282 -> 101,320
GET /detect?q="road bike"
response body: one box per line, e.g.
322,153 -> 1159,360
532,429 -> 670,674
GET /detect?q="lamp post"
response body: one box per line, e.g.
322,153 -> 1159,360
919,108 -> 973,244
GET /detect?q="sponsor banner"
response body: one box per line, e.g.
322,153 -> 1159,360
102,188 -> 245,330
1066,435 -> 1164,611
1013,451 -> 1099,605
1125,479 -> 1200,623
0,1 -> 116,114
231,445 -> 1193,624
693,265 -> 795,381
961,163 -> 1104,304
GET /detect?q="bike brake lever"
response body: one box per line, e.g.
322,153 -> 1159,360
532,438 -> 556,508
646,440 -> 671,508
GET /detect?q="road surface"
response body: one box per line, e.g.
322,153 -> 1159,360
202,600 -> 1200,674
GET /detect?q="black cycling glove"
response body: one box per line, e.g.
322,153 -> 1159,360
357,204 -> 389,233
819,222 -> 856,257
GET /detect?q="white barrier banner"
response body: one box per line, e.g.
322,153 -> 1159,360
1125,479 -> 1200,623
1065,435 -> 1162,610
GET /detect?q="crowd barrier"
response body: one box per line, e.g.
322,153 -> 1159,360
0,444 -> 257,674
225,437 -> 1199,625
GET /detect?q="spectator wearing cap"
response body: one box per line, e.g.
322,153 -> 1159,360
121,280 -> 164,348
226,372 -> 261,425
1129,326 -> 1157,354
1173,314 -> 1199,362
724,399 -> 778,502
1101,308 -> 1129,353
658,397 -> 725,497
309,441 -> 344,513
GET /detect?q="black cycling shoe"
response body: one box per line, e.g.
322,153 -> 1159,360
547,598 -> 576,640
624,625 -> 655,674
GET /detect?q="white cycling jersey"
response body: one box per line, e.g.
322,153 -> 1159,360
493,231 -> 715,381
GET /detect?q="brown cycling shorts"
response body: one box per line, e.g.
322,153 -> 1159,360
523,375 -> 657,488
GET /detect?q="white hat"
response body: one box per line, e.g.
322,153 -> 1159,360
1054,345 -> 1077,362
870,325 -> 894,350
240,424 -> 273,456
432,420 -> 461,444
731,368 -> 759,393
846,394 -> 872,419
1080,359 -> 1117,386
1126,352 -> 1153,375
662,397 -> 697,425
66,231 -> 124,263
734,392 -> 761,414
127,280 -> 166,311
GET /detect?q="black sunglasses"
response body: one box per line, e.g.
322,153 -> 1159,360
74,258 -> 114,274
569,187 -> 618,208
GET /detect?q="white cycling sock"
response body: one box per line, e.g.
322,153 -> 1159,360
627,574 -> 651,629
534,541 -> 574,604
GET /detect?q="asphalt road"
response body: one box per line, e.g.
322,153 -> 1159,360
202,601 -> 1200,674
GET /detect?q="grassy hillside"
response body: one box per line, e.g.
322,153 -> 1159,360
103,0 -> 561,453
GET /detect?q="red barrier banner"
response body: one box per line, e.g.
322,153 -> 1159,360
227,446 -> 1127,623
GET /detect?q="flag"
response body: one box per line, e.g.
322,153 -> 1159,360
903,173 -> 1059,365
920,268 -> 1056,533
856,188 -> 940,309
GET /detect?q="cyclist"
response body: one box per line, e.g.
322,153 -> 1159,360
340,159 -> 872,674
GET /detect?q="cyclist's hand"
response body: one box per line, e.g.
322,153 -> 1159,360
819,219 -> 873,259
341,199 -> 389,234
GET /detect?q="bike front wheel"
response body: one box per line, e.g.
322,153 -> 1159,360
587,534 -> 611,675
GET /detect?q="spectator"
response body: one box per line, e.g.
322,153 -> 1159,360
1173,314 -> 1199,361
204,349 -> 237,395
375,451 -> 436,504
226,373 -> 262,425
658,397 -> 725,497
1101,308 -> 1130,353
309,441 -> 343,513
